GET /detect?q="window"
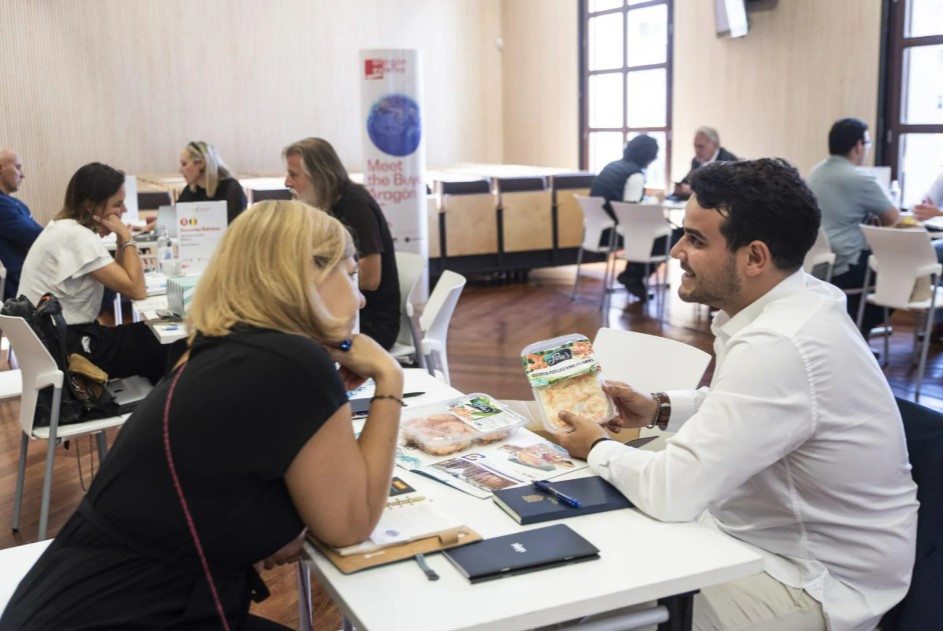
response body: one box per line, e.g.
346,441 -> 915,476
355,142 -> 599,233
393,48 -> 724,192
580,0 -> 673,190
881,0 -> 943,208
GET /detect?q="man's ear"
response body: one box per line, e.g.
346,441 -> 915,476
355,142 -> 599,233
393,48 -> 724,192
742,240 -> 772,278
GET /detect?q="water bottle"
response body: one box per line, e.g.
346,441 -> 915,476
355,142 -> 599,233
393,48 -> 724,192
157,227 -> 176,275
889,180 -> 901,208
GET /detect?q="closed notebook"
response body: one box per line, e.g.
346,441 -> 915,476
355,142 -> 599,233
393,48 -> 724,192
492,476 -> 632,525
443,524 -> 599,583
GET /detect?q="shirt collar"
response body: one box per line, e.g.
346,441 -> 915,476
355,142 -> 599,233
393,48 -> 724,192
711,269 -> 806,340
695,147 -> 722,168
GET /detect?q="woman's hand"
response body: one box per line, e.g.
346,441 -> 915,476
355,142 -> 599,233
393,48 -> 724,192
95,213 -> 132,242
254,529 -> 307,572
326,334 -> 401,391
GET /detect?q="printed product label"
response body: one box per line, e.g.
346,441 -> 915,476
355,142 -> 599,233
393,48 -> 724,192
522,339 -> 600,388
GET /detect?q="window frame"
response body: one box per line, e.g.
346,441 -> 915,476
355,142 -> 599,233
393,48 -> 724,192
578,0 -> 674,188
879,0 -> 943,201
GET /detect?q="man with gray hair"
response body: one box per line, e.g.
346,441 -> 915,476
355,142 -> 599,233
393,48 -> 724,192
673,127 -> 738,199
0,148 -> 43,300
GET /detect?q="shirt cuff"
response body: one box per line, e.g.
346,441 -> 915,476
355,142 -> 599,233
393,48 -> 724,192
587,438 -> 625,474
663,389 -> 698,432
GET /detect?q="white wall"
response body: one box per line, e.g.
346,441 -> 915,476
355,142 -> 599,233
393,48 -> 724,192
0,0 -> 504,222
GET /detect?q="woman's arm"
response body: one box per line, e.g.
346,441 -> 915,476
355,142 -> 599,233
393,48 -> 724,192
284,335 -> 404,547
89,215 -> 146,300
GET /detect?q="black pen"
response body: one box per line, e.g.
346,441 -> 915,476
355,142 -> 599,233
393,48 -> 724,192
414,553 -> 439,581
532,480 -> 582,508
403,391 -> 425,399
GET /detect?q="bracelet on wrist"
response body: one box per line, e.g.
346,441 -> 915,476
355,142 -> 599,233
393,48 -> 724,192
646,392 -> 671,431
371,394 -> 406,407
118,239 -> 139,251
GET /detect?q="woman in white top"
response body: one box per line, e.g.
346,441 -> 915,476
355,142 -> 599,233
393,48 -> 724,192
19,162 -> 171,383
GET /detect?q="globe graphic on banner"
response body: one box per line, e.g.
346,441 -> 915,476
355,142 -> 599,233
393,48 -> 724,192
366,93 -> 421,157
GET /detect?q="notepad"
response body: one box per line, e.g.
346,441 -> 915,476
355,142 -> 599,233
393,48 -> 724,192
333,479 -> 465,556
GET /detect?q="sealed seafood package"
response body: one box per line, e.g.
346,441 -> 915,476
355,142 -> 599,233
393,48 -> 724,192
521,334 -> 615,433
401,394 -> 527,456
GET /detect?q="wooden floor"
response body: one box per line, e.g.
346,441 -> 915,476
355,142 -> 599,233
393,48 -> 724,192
2,259 -> 941,628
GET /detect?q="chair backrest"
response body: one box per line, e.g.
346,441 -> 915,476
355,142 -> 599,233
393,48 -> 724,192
609,201 -> 672,260
0,314 -> 64,435
0,262 -> 7,301
394,251 -> 426,347
592,328 -> 711,393
574,195 -> 616,252
419,270 -> 466,383
802,227 -> 836,277
861,225 -> 941,308
419,270 -> 467,335
880,398 -> 943,630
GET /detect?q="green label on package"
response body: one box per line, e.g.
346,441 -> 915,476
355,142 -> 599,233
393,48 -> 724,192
522,339 -> 600,387
449,396 -> 519,432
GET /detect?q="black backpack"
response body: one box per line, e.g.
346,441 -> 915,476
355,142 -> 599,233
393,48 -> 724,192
1,294 -> 121,427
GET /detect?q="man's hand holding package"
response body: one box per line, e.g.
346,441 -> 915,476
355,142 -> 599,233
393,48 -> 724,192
556,381 -> 658,459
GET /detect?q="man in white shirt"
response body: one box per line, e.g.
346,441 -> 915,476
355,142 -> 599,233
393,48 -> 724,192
558,158 -> 918,631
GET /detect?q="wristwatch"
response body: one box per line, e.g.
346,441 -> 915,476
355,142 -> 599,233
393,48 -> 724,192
646,391 -> 671,431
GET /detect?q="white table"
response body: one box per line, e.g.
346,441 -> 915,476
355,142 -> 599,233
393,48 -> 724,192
303,370 -> 763,631
131,294 -> 188,344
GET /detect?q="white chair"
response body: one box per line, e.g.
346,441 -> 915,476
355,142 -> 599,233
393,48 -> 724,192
803,227 -> 836,282
0,539 -> 52,616
593,327 -> 712,392
0,314 -> 152,539
0,262 -> 6,304
389,251 -> 427,367
572,195 -> 618,309
856,225 -> 943,400
610,201 -> 673,318
419,271 -> 467,385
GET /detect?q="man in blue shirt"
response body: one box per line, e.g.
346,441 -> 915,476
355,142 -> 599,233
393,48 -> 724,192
0,148 -> 43,300
808,119 -> 898,337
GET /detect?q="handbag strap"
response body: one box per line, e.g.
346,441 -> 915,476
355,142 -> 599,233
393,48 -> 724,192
162,362 -> 232,631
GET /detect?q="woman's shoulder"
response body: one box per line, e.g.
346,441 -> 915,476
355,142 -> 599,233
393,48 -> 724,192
201,327 -> 334,371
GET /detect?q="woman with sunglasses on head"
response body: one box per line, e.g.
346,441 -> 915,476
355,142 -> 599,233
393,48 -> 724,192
178,140 -> 248,225
2,200 -> 404,630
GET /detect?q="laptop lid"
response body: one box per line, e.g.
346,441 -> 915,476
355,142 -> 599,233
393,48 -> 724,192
156,205 -> 178,238
443,524 -> 599,583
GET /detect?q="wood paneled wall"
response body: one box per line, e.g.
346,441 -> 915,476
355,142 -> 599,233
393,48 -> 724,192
0,0 -> 504,223
672,0 -> 883,179
500,0 -> 580,169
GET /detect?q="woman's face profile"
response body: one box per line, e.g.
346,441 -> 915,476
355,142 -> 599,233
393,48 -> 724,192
316,256 -> 365,336
179,150 -> 203,186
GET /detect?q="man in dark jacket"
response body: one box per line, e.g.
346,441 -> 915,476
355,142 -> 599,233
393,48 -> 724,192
0,148 -> 43,300
589,135 -> 663,301
673,127 -> 738,199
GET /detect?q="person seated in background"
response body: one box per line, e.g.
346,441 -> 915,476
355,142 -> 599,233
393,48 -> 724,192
0,200 -> 405,631
0,147 -> 43,300
283,137 -> 401,350
558,159 -> 917,631
808,117 -> 899,338
911,169 -> 943,264
177,140 -> 248,225
671,126 -> 738,199
589,134 -> 677,302
18,162 -> 172,384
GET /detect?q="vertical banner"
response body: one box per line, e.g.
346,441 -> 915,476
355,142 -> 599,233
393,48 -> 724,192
175,201 -> 227,276
360,48 -> 428,299
123,175 -> 140,225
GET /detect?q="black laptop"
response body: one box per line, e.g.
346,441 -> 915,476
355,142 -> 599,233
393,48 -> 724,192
443,524 -> 599,583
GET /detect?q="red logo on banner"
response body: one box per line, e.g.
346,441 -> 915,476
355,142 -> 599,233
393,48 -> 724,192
364,58 -> 406,80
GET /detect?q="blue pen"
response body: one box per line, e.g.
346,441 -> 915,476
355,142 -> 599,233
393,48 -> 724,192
532,480 -> 582,508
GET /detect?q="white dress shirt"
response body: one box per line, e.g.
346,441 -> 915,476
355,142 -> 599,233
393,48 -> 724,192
588,271 -> 918,631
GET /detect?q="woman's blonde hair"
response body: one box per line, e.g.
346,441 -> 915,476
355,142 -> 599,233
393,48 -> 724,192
183,141 -> 234,197
186,200 -> 356,343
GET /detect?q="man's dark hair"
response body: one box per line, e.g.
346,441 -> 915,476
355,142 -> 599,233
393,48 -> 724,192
828,118 -> 868,156
623,134 -> 658,168
688,158 -> 820,271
